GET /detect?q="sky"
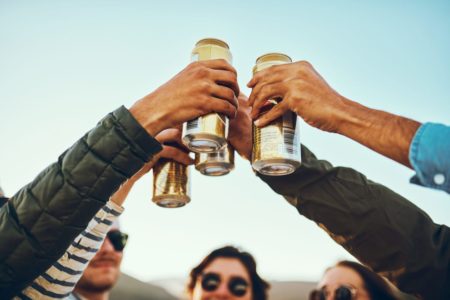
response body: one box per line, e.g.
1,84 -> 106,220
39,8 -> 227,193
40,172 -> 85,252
1,0 -> 449,284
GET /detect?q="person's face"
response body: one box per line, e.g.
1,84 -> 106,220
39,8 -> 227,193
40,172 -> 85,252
315,266 -> 370,300
75,230 -> 123,293
191,257 -> 253,300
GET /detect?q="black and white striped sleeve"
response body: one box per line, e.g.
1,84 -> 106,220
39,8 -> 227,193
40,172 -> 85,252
17,201 -> 123,299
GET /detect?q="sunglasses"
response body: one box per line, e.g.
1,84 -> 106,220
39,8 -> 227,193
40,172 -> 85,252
201,272 -> 249,297
106,230 -> 128,252
309,285 -> 357,300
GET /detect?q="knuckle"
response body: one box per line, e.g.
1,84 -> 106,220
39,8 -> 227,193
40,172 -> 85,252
298,60 -> 312,72
225,88 -> 235,100
188,61 -> 200,70
260,84 -> 273,96
198,80 -> 211,93
197,66 -> 210,77
228,72 -> 238,83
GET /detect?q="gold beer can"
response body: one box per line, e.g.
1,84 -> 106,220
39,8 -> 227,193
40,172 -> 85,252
182,38 -> 233,153
251,53 -> 301,176
195,144 -> 235,176
152,159 -> 191,208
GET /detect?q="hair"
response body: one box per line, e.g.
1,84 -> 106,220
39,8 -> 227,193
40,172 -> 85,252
187,246 -> 270,300
333,261 -> 399,300
0,186 -> 8,208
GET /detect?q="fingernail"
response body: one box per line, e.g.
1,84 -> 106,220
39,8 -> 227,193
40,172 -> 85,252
254,119 -> 260,126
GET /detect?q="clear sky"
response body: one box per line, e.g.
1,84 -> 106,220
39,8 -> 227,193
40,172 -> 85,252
1,0 -> 449,283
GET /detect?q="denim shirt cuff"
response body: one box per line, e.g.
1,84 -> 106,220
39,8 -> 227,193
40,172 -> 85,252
409,122 -> 450,193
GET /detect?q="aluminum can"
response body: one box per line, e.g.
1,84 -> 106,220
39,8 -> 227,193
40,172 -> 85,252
251,53 -> 301,176
152,159 -> 191,208
195,144 -> 234,176
182,38 -> 232,153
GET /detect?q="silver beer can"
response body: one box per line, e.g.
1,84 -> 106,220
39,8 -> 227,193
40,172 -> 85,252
195,144 -> 234,176
182,38 -> 233,153
152,159 -> 191,208
251,53 -> 301,176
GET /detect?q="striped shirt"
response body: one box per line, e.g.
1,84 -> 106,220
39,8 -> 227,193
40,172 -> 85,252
15,201 -> 123,299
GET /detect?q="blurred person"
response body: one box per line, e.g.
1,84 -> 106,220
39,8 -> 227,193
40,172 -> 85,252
309,261 -> 399,300
14,129 -> 192,300
0,59 -> 239,298
0,186 -> 6,207
69,219 -> 126,300
187,246 -> 270,300
247,61 -> 449,193
228,93 -> 450,300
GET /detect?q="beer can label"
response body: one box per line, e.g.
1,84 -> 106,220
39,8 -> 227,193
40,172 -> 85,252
253,110 -> 300,160
279,113 -> 300,157
184,113 -> 227,135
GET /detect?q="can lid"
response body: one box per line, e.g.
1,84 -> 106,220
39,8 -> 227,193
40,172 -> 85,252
195,38 -> 229,49
255,53 -> 292,64
253,53 -> 292,74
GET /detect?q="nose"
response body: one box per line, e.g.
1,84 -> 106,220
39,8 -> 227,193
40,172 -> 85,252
99,236 -> 115,253
212,282 -> 232,299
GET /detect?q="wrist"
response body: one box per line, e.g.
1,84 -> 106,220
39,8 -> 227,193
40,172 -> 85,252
129,94 -> 168,137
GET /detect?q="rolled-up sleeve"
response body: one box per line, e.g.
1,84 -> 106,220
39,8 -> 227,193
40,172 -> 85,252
409,122 -> 450,193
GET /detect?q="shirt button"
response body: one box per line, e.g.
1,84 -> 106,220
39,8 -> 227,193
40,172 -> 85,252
434,174 -> 445,185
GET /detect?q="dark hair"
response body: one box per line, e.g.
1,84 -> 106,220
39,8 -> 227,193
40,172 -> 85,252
0,197 -> 8,208
187,246 -> 270,300
334,261 -> 399,300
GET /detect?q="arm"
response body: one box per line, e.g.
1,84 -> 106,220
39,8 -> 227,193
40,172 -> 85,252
247,61 -> 421,168
16,128 -> 193,299
0,107 -> 162,298
17,201 -> 124,299
258,145 -> 450,300
1,59 -> 238,297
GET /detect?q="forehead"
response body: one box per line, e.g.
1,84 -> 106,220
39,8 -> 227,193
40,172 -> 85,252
203,257 -> 251,281
318,266 -> 364,289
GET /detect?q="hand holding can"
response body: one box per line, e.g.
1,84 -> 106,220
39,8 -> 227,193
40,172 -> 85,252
182,38 -> 239,153
250,53 -> 302,176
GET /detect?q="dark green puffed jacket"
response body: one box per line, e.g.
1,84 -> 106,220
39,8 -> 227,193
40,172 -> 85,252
0,106 -> 162,299
259,146 -> 450,300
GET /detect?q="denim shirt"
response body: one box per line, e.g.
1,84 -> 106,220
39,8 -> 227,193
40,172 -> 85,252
409,122 -> 450,193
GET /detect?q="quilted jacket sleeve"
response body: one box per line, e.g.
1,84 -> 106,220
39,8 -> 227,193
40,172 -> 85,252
0,106 -> 162,298
258,145 -> 450,300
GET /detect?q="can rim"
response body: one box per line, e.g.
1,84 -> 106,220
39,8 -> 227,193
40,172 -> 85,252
195,38 -> 229,49
255,52 -> 292,64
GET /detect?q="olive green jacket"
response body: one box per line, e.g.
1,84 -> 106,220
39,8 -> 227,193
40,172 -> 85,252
0,106 -> 162,298
259,146 -> 449,300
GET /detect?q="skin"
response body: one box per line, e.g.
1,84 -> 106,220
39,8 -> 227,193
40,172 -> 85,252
129,59 -> 240,137
74,229 -> 123,300
318,266 -> 370,300
228,93 -> 253,161
191,258 -> 253,300
247,61 -> 421,168
74,129 -> 192,300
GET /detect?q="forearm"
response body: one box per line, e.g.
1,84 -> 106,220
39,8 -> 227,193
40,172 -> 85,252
258,145 -> 450,299
0,106 -> 162,297
337,98 -> 421,168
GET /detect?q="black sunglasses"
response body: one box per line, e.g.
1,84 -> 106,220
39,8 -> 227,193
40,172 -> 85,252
309,285 -> 356,300
106,230 -> 128,252
201,272 -> 249,297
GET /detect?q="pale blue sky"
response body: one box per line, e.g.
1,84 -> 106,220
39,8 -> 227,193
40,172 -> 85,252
1,0 -> 449,283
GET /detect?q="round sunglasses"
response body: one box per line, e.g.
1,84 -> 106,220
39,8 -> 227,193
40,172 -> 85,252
201,272 -> 249,297
106,230 -> 128,252
309,285 -> 357,300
